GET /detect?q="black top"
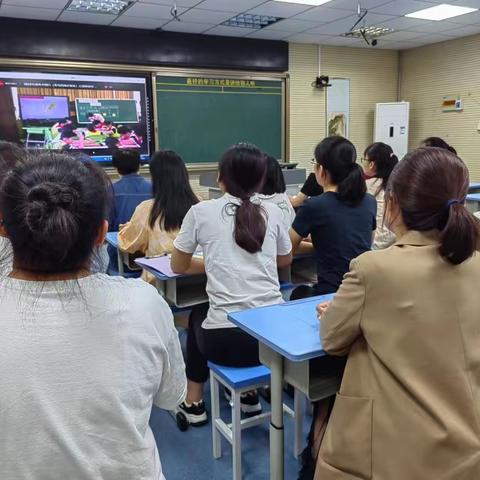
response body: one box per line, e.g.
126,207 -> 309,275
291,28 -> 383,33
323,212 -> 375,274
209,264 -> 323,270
300,173 -> 324,197
292,192 -> 377,293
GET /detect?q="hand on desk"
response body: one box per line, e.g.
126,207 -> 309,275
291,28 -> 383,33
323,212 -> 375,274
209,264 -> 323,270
316,301 -> 331,320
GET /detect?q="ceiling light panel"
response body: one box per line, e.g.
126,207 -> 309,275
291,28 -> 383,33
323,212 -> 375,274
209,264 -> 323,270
67,0 -> 133,15
222,13 -> 283,29
406,4 -> 478,21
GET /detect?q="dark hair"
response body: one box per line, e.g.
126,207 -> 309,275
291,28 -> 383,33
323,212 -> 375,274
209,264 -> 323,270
87,112 -> 95,118
261,154 -> 286,195
105,136 -> 119,150
423,137 -> 457,155
0,141 -> 26,176
59,118 -> 71,125
60,128 -> 76,140
364,142 -> 399,194
387,147 -> 479,265
315,136 -> 366,206
218,143 -> 267,254
70,151 -> 92,163
148,150 -> 198,231
112,150 -> 140,175
0,153 -> 111,273
117,126 -> 130,135
88,121 -> 101,133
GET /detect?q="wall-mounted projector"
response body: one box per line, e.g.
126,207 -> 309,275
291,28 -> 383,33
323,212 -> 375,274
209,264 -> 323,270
312,76 -> 331,89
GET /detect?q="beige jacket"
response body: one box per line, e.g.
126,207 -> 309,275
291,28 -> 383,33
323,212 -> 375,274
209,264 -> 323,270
315,230 -> 480,480
365,178 -> 395,250
118,199 -> 178,284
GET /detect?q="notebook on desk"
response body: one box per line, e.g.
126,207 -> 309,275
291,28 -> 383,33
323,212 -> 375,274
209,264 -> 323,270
135,251 -> 204,278
135,256 -> 180,278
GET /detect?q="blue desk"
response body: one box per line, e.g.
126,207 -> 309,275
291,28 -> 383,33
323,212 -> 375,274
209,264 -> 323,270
466,193 -> 480,213
229,294 -> 340,480
135,257 -> 296,309
105,232 -> 124,276
136,261 -> 207,308
105,232 -> 119,249
469,182 -> 480,193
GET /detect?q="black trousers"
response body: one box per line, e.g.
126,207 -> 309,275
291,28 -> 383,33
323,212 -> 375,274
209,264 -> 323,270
186,303 -> 260,383
290,284 -> 335,301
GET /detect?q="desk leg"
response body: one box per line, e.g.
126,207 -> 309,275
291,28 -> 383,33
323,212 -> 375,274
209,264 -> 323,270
270,350 -> 284,480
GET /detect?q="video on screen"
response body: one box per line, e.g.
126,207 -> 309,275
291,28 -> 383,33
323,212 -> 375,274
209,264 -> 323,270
0,71 -> 152,163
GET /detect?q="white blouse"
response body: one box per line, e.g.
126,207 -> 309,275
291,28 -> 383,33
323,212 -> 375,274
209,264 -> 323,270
174,194 -> 292,329
366,177 -> 396,250
0,274 -> 186,480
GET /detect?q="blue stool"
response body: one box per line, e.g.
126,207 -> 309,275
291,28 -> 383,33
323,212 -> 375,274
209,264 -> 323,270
208,362 -> 306,480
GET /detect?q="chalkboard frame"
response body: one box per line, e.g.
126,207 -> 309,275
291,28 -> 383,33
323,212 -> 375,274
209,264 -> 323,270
152,69 -> 288,170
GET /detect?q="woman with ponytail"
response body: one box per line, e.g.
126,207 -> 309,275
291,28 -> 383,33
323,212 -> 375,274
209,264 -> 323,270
363,142 -> 399,249
290,136 -> 377,299
312,147 -> 480,480
172,143 -> 292,424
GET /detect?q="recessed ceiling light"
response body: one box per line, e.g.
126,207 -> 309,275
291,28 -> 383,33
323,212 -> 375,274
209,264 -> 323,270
273,0 -> 333,5
406,4 -> 477,21
67,0 -> 133,15
223,13 -> 283,29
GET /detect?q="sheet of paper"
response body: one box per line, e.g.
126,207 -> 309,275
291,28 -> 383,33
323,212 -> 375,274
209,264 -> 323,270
135,256 -> 180,277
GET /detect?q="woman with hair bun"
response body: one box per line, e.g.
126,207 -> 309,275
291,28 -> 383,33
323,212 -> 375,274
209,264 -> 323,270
362,142 -> 399,249
313,147 -> 480,480
0,152 -> 186,479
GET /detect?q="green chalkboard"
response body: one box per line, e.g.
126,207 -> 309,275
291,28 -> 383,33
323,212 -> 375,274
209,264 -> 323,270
75,99 -> 139,124
155,75 -> 283,164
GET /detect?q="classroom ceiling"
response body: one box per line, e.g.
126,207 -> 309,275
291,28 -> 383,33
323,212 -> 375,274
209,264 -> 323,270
1,0 -> 480,50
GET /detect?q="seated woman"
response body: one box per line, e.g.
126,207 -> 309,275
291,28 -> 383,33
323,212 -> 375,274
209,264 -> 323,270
118,149 -> 198,284
171,143 -> 292,425
289,136 -> 377,299
313,147 -> 480,479
362,142 -> 399,249
257,154 -> 296,229
0,152 -> 186,479
422,136 -> 457,154
290,171 -> 324,208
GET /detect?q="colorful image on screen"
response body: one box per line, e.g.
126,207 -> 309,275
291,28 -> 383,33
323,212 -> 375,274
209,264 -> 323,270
0,71 -> 152,163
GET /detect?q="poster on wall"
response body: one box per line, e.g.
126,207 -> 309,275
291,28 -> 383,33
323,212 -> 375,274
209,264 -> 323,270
442,95 -> 463,112
326,78 -> 350,138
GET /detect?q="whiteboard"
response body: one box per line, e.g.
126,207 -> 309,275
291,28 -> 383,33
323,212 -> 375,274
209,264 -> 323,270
326,78 -> 350,138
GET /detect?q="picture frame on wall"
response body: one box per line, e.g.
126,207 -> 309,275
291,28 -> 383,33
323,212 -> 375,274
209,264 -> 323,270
326,78 -> 350,138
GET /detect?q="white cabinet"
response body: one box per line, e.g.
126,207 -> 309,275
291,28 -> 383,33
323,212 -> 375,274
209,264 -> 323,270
374,102 -> 410,159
